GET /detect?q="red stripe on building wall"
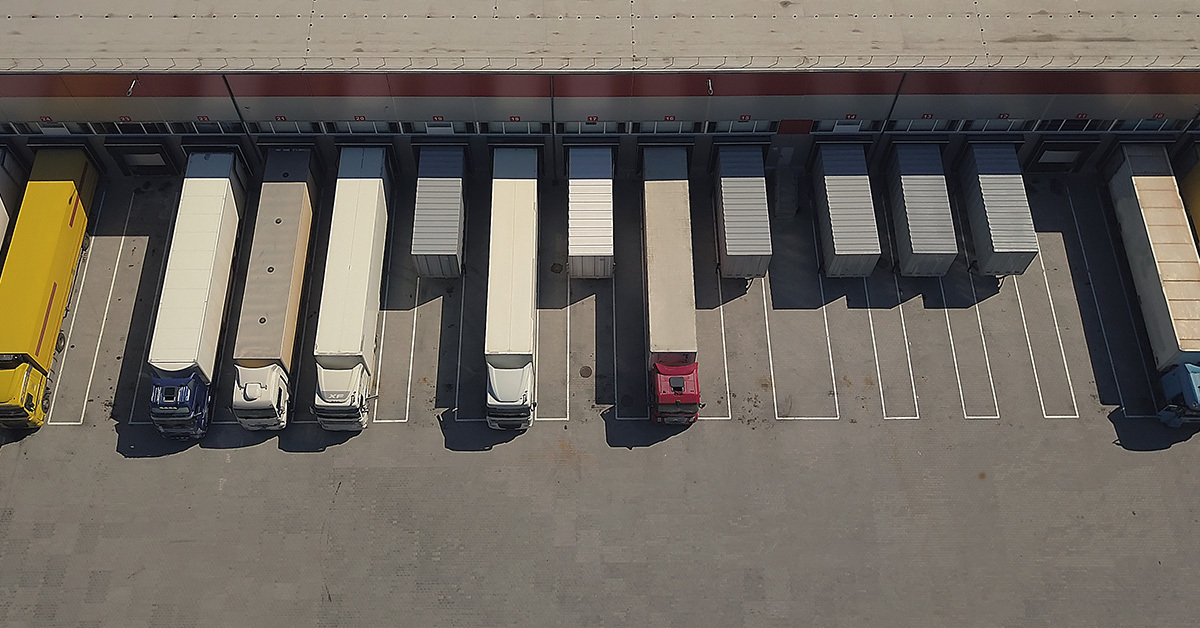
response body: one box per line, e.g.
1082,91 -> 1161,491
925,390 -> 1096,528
0,70 -> 1198,99
900,71 -> 1154,96
385,74 -> 552,98
35,283 -> 58,356
134,74 -> 229,98
0,75 -> 73,98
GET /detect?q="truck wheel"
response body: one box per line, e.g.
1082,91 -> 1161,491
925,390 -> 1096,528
41,390 -> 51,414
56,332 -> 66,353
81,235 -> 90,252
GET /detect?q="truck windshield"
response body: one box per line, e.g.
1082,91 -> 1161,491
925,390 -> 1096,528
657,403 -> 699,416
236,409 -> 279,420
150,407 -> 193,418
0,354 -> 24,369
488,406 -> 531,418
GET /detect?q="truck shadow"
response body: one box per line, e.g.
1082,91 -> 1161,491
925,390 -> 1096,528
601,408 -> 690,448
1108,408 -> 1198,451
437,410 -> 520,451
0,428 -> 36,448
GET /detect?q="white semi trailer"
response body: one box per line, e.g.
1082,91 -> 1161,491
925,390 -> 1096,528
484,148 -> 539,430
230,149 -> 316,430
147,152 -> 246,439
312,147 -> 390,430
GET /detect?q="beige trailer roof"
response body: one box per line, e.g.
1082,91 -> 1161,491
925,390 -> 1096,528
643,146 -> 697,355
1,1 -> 1196,72
484,148 -> 539,356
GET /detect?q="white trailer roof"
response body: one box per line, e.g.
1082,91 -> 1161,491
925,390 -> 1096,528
716,146 -> 771,258
233,149 -> 314,364
412,146 -> 465,258
568,147 -> 614,258
643,146 -> 698,355
315,148 -> 388,362
148,152 -> 242,378
817,144 -> 880,256
485,148 -> 539,356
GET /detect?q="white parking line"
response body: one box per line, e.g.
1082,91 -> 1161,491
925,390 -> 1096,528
699,269 -> 732,421
128,211 -> 174,427
54,192 -> 135,425
394,277 -> 422,425
875,206 -> 919,421
1065,190 -> 1155,419
864,277 -> 920,421
533,288 -> 570,422
46,187 -> 108,425
1012,239 -> 1078,420
946,202 -> 1000,420
1093,187 -> 1159,418
763,222 -> 839,421
454,273 -> 482,422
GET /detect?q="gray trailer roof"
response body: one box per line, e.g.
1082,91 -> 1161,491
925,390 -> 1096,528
233,149 -> 314,365
412,146 -> 465,259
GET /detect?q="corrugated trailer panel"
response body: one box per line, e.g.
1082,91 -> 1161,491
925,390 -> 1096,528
148,152 -> 244,381
233,149 -> 314,368
412,146 -> 465,278
1107,144 -> 1200,372
643,146 -> 698,358
485,148 -> 539,356
960,143 -> 1038,276
716,145 -> 771,278
568,147 -> 614,278
814,144 -> 880,277
314,147 -> 389,374
888,144 -> 957,277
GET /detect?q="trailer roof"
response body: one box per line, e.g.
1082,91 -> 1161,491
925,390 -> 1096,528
643,146 -> 698,355
485,148 -> 539,356
233,150 -> 314,363
2,1 -> 1196,73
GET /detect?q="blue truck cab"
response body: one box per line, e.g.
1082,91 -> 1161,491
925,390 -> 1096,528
1157,364 -> 1200,428
149,372 -> 211,439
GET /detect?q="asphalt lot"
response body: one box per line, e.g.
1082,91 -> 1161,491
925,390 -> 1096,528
1,157 -> 1197,626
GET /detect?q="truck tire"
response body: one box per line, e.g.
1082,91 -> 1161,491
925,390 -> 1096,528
41,390 -> 51,415
81,235 -> 90,252
56,332 -> 67,353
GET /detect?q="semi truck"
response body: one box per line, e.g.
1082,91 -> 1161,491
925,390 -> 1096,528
230,149 -> 316,430
1106,144 -> 1200,427
312,146 -> 390,430
0,150 -> 98,429
642,146 -> 701,424
147,152 -> 246,439
484,148 -> 539,430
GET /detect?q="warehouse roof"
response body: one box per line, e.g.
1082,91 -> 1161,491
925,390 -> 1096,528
1,1 -> 1198,73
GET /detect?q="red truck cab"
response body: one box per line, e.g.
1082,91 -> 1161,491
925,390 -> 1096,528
650,362 -> 700,424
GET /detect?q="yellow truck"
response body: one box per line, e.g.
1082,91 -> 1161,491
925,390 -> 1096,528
0,150 -> 98,429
